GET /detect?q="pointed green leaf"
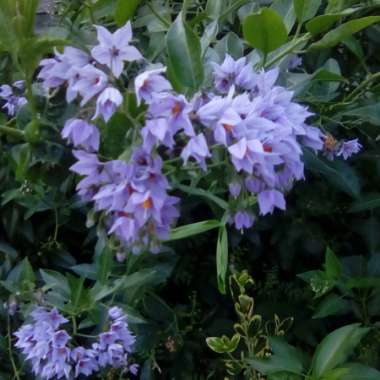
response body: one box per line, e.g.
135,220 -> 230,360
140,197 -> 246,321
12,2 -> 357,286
168,220 -> 220,241
311,323 -> 369,377
114,0 -> 141,26
216,225 -> 228,294
166,12 -> 204,92
310,16 -> 380,50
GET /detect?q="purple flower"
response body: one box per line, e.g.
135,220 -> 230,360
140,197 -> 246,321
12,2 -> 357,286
129,363 -> 139,375
229,182 -> 242,198
141,118 -> 175,152
0,84 -> 12,98
257,190 -> 286,215
288,55 -> 303,70
148,93 -> 194,137
91,22 -> 142,78
61,119 -> 100,152
108,306 -> 126,321
232,211 -> 255,230
31,307 -> 68,329
181,133 -> 211,171
337,138 -> 362,160
72,64 -> 108,106
135,67 -> 172,105
212,55 -> 255,93
93,87 -> 123,122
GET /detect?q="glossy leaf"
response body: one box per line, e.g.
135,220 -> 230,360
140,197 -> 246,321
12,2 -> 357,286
216,225 -> 228,294
114,0 -> 141,26
293,0 -> 321,23
349,193 -> 380,212
310,16 -> 380,50
168,220 -> 220,241
313,294 -> 350,319
248,337 -> 304,375
305,9 -> 357,35
303,150 -> 361,198
166,12 -> 204,92
311,323 -> 369,377
243,8 -> 288,54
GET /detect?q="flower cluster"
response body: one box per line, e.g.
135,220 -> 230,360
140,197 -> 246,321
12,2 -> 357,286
38,22 -> 141,122
0,81 -> 27,116
55,21 -> 362,250
14,306 -> 137,379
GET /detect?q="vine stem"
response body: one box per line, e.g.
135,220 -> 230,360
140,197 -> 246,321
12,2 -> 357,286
264,33 -> 311,69
0,125 -> 25,140
7,313 -> 21,380
344,72 -> 380,102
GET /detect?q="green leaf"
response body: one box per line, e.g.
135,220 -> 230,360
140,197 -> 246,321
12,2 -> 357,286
243,8 -> 288,54
206,334 -> 240,353
305,9 -> 357,35
311,323 -> 369,377
67,275 -> 93,314
325,247 -> 342,279
166,12 -> 204,92
349,193 -> 380,212
309,16 -> 380,50
313,294 -> 350,319
293,0 -> 321,23
96,246 -> 112,285
40,269 -> 70,297
11,143 -> 31,181
271,0 -> 297,32
114,0 -> 141,26
168,220 -> 220,241
214,31 -> 244,59
248,337 -> 304,375
303,149 -> 361,198
338,103 -> 380,126
216,225 -> 228,294
206,0 -> 223,19
339,363 -> 380,380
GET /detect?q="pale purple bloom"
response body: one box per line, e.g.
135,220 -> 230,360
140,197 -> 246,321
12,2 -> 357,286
181,133 -> 211,171
212,55 -> 255,93
108,306 -> 126,321
141,118 -> 175,152
93,87 -> 123,122
301,126 -> 324,152
72,64 -> 108,106
257,190 -> 286,215
13,80 -> 25,90
129,363 -> 139,375
15,306 -> 137,379
148,93 -> 194,137
31,307 -> 68,329
288,55 -> 303,70
229,182 -> 242,198
337,139 -> 362,160
254,68 -> 279,95
91,22 -> 142,78
61,119 -> 100,152
135,67 -> 172,105
0,84 -> 12,98
233,211 -> 255,230
0,83 -> 27,116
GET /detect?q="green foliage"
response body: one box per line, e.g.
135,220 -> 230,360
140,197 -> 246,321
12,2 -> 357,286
1,0 -> 380,378
243,8 -> 288,54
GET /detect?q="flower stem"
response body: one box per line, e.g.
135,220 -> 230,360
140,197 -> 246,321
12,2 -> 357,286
0,125 -> 25,140
7,314 -> 21,380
